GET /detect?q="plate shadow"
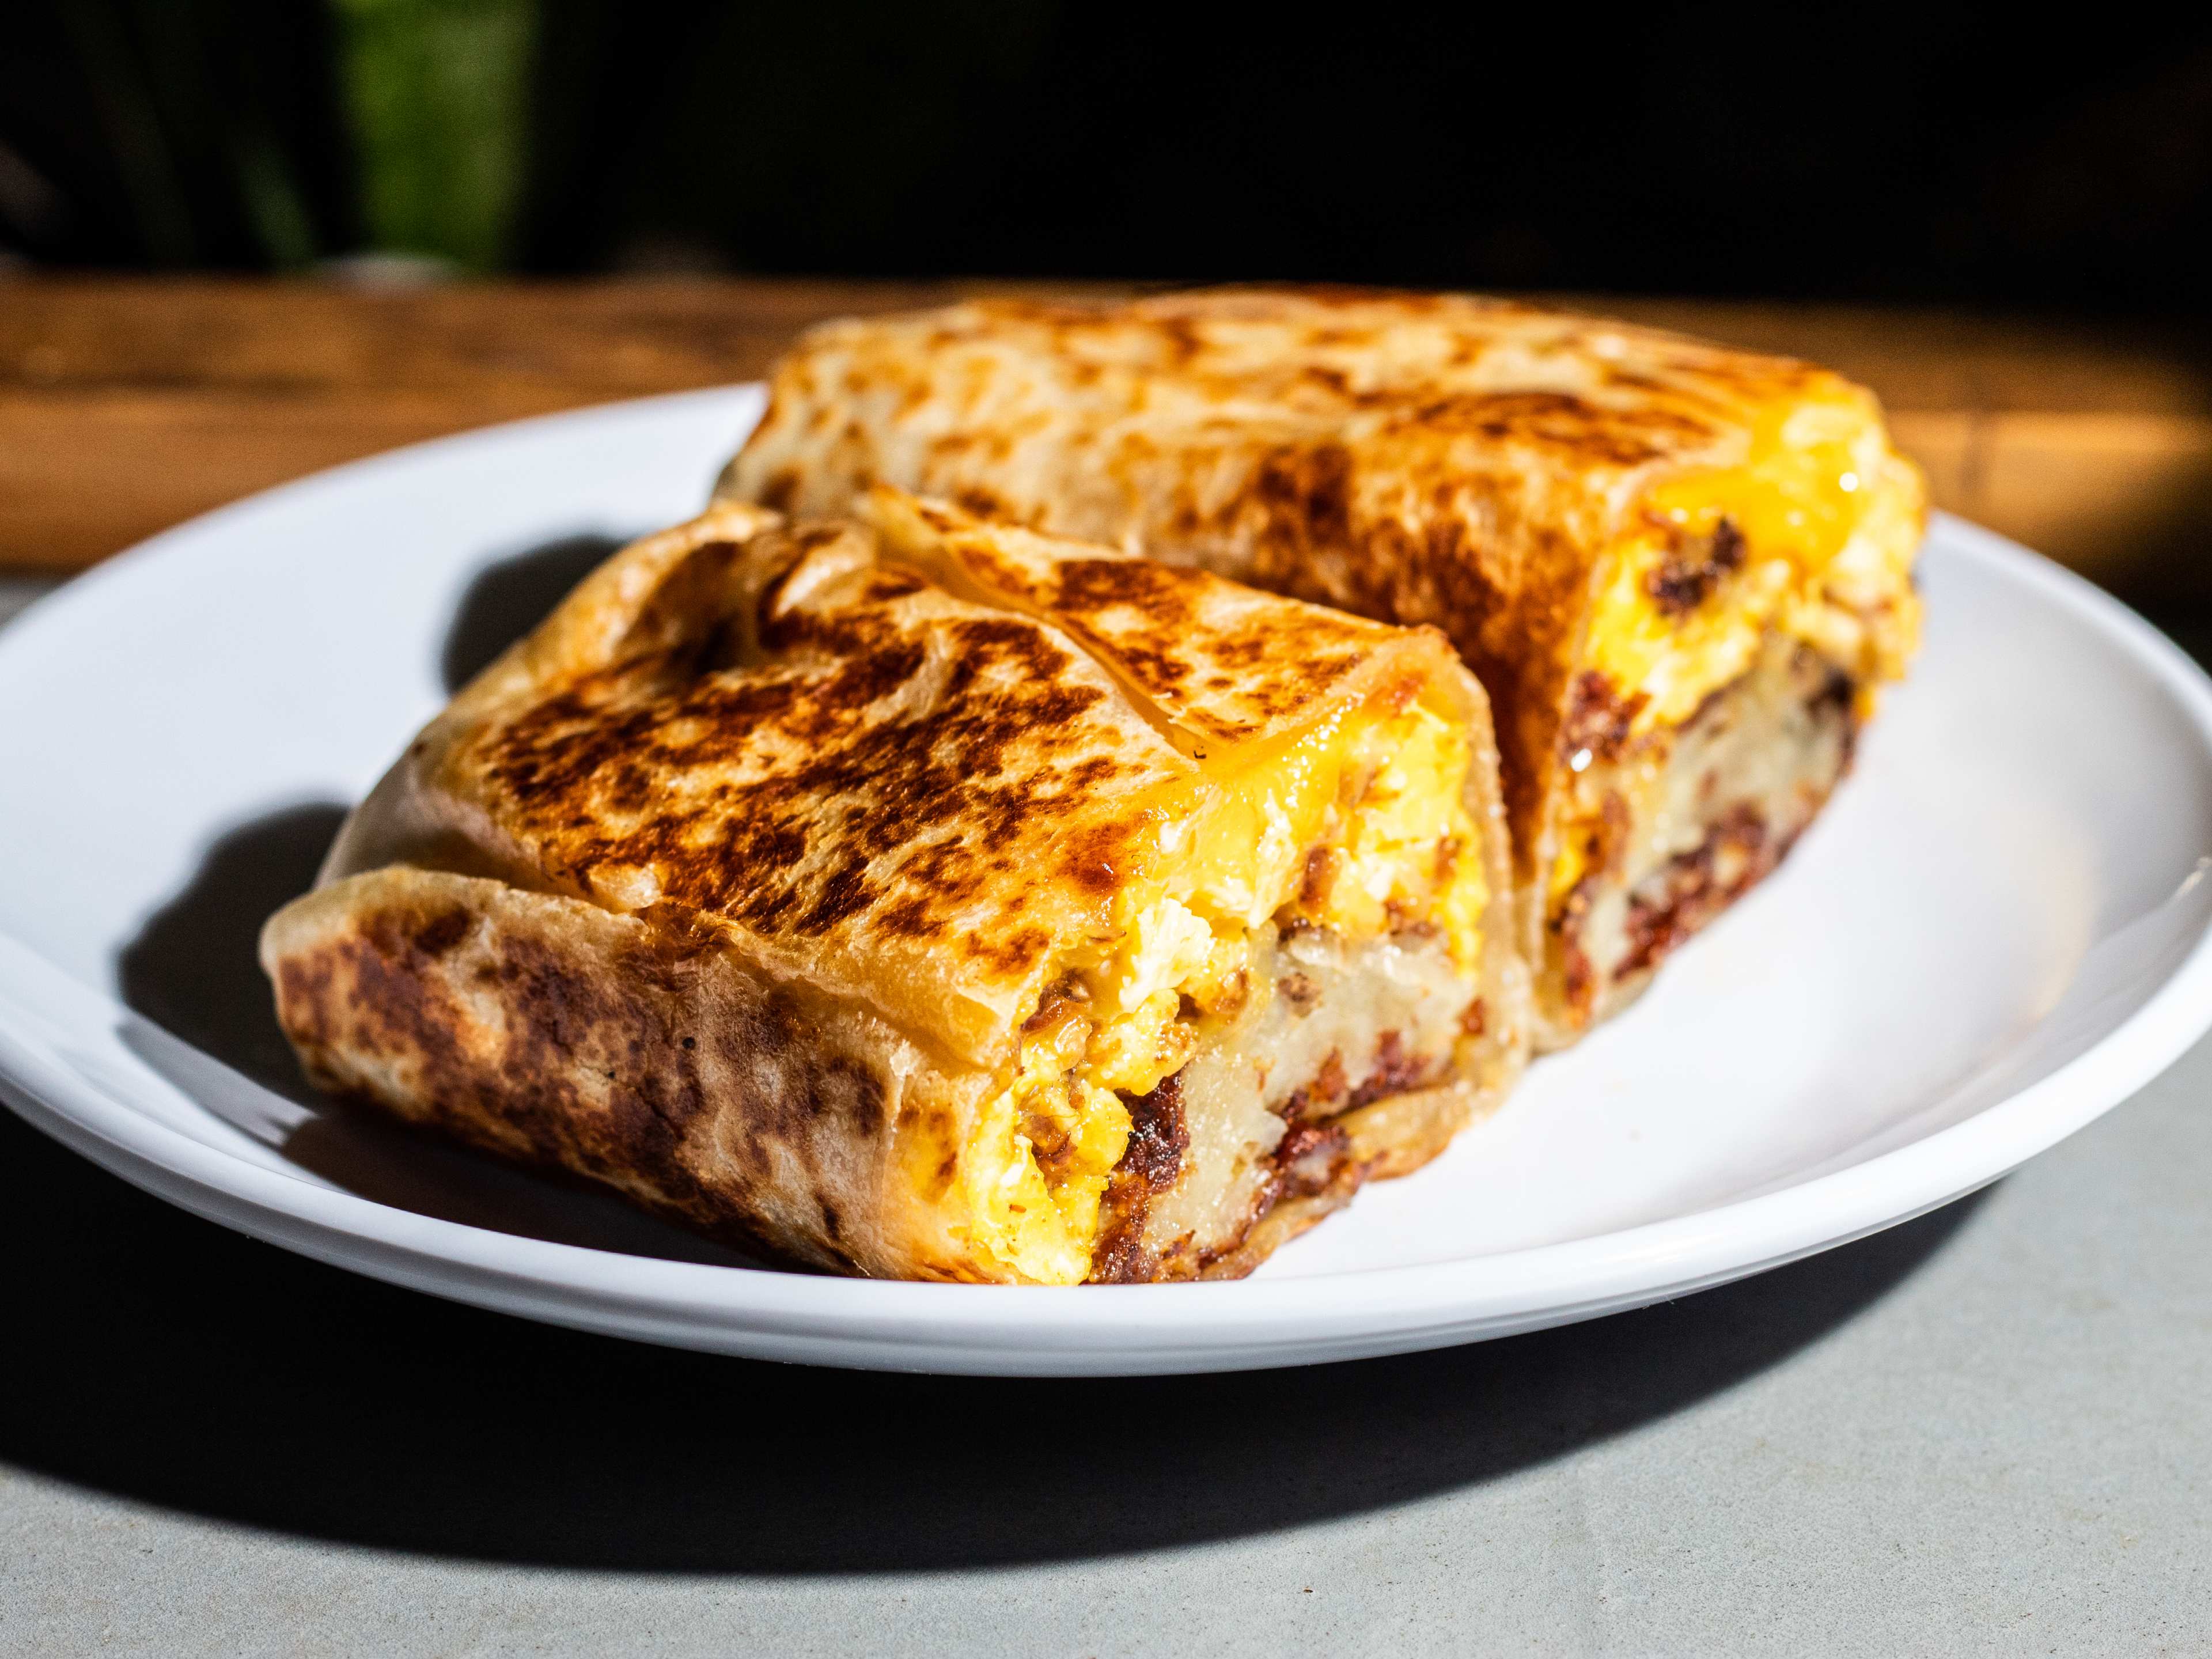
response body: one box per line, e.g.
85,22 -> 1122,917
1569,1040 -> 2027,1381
440,531 -> 630,694
112,528 -> 760,1262
0,1088 -> 1991,1573
115,525 -> 638,1109
115,800 -> 350,1107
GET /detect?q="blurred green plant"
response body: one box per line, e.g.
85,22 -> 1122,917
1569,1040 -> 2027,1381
9,0 -> 1058,277
332,0 -> 536,271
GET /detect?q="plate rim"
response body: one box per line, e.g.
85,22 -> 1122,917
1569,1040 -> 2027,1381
4,387 -> 2211,1373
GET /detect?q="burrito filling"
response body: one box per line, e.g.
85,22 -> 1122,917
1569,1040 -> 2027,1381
1546,386 -> 1918,1028
956,685 -> 1488,1283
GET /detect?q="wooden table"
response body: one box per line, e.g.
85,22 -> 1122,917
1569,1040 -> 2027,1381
4,277 -> 2209,599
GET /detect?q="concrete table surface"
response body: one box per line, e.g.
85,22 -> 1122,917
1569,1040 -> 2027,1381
2,571 -> 2209,1657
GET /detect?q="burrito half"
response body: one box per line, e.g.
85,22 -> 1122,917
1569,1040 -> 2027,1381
719,289 -> 1926,1047
262,490 -> 1527,1283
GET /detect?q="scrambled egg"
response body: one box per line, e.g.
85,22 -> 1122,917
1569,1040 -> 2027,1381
955,1006 -> 1132,1286
1549,382 -> 1926,912
959,691 -> 1489,1282
1581,382 -> 1925,736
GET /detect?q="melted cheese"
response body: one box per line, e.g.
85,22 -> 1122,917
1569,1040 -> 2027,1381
1550,384 -> 1923,918
958,689 -> 1489,1282
1582,380 -> 1923,734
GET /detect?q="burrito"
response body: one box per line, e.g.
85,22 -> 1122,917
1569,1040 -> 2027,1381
718,290 -> 1926,1047
262,490 -> 1527,1283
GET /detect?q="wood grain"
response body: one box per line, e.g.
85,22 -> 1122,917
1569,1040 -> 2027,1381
5,277 -> 2209,592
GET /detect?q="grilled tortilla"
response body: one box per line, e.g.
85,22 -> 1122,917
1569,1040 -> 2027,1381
718,289 -> 1926,1046
262,490 -> 1527,1283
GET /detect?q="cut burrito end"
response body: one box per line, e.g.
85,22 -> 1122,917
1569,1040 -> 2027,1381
1541,366 -> 1924,1038
262,490 -> 1527,1284
715,288 -> 1927,1049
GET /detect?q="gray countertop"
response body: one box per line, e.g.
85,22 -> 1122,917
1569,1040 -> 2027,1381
3,570 -> 2209,1657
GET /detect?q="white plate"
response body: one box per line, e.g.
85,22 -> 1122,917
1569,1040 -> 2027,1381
3,387 -> 2210,1376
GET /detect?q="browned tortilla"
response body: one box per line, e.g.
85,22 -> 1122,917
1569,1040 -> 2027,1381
263,492 -> 1527,1281
717,289 -> 1925,1041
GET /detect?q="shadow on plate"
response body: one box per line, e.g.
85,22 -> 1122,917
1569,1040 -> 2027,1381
39,525 -> 1991,1571
108,525 -> 632,1100
109,800 -> 758,1262
439,531 -> 630,694
0,1080 -> 1991,1572
116,801 -> 350,1107
113,526 -> 753,1264
108,531 -> 638,1089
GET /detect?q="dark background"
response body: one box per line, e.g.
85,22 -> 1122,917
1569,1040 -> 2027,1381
6,1 -> 2211,316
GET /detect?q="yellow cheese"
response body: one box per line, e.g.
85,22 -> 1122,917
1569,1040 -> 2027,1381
1582,378 -> 1923,734
957,687 -> 1490,1282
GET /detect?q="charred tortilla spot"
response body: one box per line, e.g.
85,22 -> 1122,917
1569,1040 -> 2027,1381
950,615 -> 1070,684
411,909 -> 472,958
1049,556 -> 1198,626
1157,316 -> 1203,366
783,522 -> 862,562
962,925 -> 1051,976
1393,389 -> 1714,467
1253,441 -> 1355,553
272,955 -> 337,1051
859,569 -> 927,604
791,859 -> 879,934
870,893 -> 935,940
1058,820 -> 1144,897
604,761 -> 655,812
1103,641 -> 1194,692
